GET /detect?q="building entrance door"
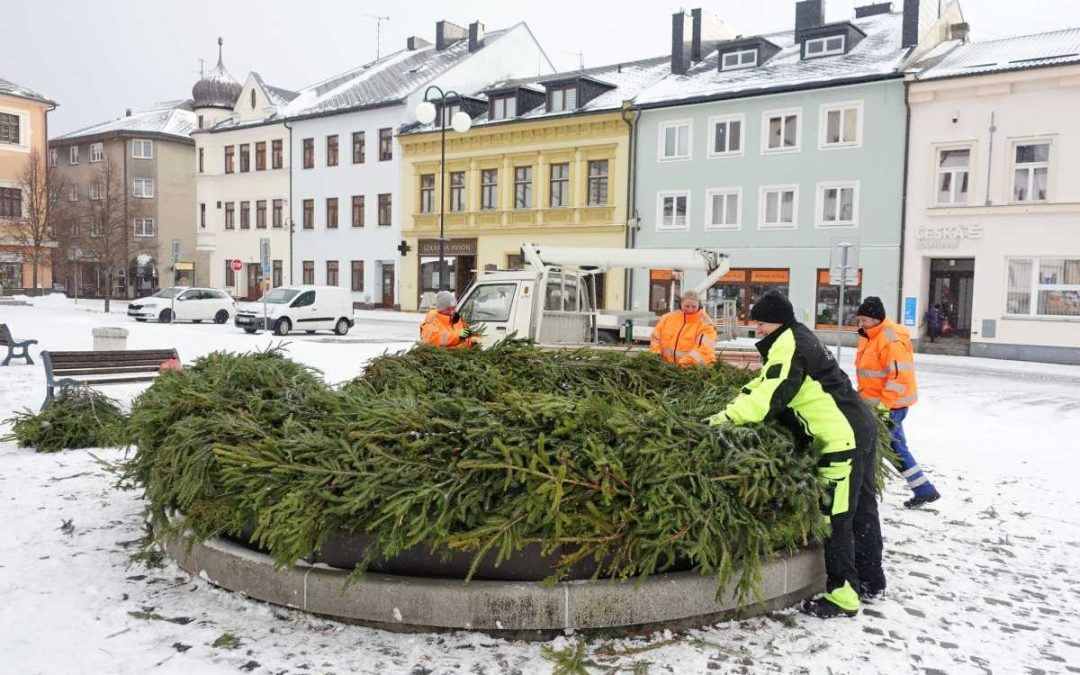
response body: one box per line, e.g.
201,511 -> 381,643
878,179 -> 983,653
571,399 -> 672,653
246,263 -> 261,301
929,258 -> 975,337
381,265 -> 395,308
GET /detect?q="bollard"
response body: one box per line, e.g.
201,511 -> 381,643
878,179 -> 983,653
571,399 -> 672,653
92,326 -> 129,351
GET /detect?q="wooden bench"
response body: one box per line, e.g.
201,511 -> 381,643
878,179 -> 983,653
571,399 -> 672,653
1,323 -> 38,366
40,348 -> 179,409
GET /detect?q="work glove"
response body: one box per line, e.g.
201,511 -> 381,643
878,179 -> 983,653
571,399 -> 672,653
705,411 -> 728,427
458,329 -> 471,340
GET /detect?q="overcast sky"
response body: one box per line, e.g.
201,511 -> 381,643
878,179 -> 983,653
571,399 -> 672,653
6,0 -> 1080,135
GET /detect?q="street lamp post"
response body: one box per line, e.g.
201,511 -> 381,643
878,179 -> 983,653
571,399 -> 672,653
415,86 -> 471,294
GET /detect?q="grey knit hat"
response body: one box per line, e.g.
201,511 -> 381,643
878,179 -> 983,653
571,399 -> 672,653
435,290 -> 457,312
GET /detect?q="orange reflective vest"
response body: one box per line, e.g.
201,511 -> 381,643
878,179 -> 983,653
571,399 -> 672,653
855,318 -> 919,409
649,310 -> 717,367
420,310 -> 474,349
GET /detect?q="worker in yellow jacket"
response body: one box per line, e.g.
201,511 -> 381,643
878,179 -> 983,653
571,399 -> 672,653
649,290 -> 717,367
420,291 -> 477,349
855,296 -> 940,509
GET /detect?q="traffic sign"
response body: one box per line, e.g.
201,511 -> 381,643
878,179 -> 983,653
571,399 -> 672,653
230,258 -> 243,272
259,238 -> 271,278
828,238 -> 860,286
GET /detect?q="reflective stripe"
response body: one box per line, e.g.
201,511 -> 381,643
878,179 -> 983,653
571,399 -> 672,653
858,368 -> 890,378
674,350 -> 704,364
885,381 -> 906,393
864,397 -> 881,406
439,333 -> 450,346
662,348 -> 676,357
884,326 -> 898,342
895,394 -> 918,405
901,464 -> 923,478
895,362 -> 916,371
908,475 -> 930,488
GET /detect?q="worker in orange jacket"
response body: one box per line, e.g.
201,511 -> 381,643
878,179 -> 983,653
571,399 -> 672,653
420,290 -> 477,349
855,296 -> 940,510
650,290 -> 717,367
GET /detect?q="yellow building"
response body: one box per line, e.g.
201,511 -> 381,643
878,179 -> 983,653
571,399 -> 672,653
397,59 -> 670,311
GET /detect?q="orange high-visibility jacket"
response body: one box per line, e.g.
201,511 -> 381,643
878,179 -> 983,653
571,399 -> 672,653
855,318 -> 919,409
649,310 -> 717,367
420,310 -> 474,349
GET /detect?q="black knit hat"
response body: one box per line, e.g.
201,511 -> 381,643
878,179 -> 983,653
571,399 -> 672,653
750,290 -> 795,324
856,296 -> 887,321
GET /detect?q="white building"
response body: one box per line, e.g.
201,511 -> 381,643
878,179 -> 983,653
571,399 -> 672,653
281,21 -> 552,308
903,29 -> 1080,364
192,40 -> 298,299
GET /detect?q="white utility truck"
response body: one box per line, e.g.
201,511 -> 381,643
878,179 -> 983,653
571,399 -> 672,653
455,243 -> 738,349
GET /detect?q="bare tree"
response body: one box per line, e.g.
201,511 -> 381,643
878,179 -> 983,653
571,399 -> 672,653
10,149 -> 65,296
79,155 -> 144,312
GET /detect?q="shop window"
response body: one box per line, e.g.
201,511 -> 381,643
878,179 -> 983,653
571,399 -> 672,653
649,269 -> 683,314
1007,258 -> 1080,317
714,268 -> 790,324
814,269 -> 863,330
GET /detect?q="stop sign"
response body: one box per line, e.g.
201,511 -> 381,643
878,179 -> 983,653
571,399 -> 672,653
230,258 -> 243,272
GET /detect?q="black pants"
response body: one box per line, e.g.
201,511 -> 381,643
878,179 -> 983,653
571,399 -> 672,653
823,434 -> 885,594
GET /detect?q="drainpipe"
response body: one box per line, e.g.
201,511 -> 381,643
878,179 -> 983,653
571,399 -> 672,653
898,80 -> 912,321
283,120 -> 293,284
620,102 -> 640,312
984,111 -> 996,206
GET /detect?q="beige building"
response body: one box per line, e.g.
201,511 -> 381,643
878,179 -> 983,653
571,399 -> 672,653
49,102 -> 197,297
0,77 -> 56,293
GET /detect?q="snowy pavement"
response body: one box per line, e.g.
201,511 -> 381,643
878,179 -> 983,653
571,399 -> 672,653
1,298 -> 1079,674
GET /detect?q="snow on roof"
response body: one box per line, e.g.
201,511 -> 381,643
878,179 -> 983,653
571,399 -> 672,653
276,26 -> 516,119
405,55 -> 672,134
0,76 -> 54,105
635,12 -> 906,107
250,72 -> 299,107
52,101 -> 197,142
911,27 -> 1080,80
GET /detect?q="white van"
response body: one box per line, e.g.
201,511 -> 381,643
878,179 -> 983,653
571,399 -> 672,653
234,286 -> 354,336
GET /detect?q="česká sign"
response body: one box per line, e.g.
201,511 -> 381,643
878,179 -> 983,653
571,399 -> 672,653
916,224 -> 983,250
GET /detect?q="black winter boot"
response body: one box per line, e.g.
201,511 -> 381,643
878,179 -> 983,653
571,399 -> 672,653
904,487 -> 941,509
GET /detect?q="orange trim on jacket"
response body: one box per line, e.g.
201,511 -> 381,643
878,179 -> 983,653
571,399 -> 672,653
855,318 -> 919,409
649,310 -> 717,367
420,310 -> 474,349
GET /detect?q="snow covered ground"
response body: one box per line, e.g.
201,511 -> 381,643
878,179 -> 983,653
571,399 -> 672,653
2,297 -> 1079,675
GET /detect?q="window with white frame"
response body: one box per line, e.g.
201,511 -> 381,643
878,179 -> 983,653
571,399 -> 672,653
89,221 -> 103,237
134,217 -> 155,237
90,142 -> 104,162
133,178 -> 154,198
0,112 -> 20,145
548,86 -> 577,113
762,109 -> 800,153
491,95 -> 516,121
816,182 -> 858,227
50,149 -> 58,167
759,185 -> 798,229
69,184 -> 78,201
1007,258 -> 1080,317
820,101 -> 861,148
657,191 -> 690,230
804,35 -> 845,58
705,188 -> 741,229
1012,142 -> 1050,202
131,139 -> 153,159
935,147 -> 971,206
721,49 -> 757,70
708,115 -> 743,157
89,181 -> 104,200
69,146 -> 79,165
658,121 -> 691,161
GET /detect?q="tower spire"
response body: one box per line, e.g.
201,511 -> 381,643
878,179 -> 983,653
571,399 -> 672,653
217,37 -> 224,66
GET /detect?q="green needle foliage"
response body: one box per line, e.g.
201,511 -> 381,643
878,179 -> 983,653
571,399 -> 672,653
129,341 -> 891,605
2,387 -> 128,453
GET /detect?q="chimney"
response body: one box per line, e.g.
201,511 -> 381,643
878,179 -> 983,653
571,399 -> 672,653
125,108 -> 132,117
670,11 -> 693,75
407,36 -> 432,51
795,0 -> 825,40
902,0 -> 921,48
691,9 -> 736,62
950,22 -> 970,42
435,20 -> 468,51
468,21 -> 486,52
855,2 -> 893,18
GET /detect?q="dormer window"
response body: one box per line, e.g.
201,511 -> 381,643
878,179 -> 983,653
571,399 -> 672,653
548,86 -> 577,113
491,95 -> 517,120
804,35 -> 845,58
721,49 -> 758,71
250,89 -> 256,109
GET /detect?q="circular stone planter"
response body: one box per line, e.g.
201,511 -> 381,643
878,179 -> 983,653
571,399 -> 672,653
165,533 -> 825,637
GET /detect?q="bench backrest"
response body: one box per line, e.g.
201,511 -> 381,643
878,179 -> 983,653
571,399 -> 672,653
42,349 -> 179,384
0,323 -> 11,345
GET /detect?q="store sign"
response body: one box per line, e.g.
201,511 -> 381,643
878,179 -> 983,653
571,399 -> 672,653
916,224 -> 983,250
903,297 -> 917,327
418,238 -> 478,256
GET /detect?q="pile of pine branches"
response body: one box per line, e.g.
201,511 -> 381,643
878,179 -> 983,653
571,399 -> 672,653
129,342 -> 886,603
2,387 -> 128,453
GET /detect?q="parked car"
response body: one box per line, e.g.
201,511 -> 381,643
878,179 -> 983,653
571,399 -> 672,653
235,286 -> 354,336
127,287 -> 237,324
